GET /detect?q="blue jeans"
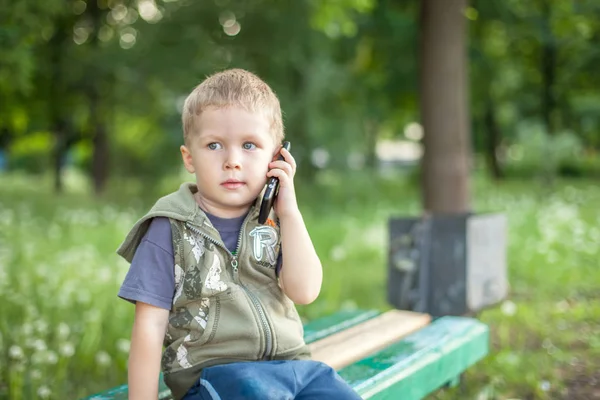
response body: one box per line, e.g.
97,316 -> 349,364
181,360 -> 362,400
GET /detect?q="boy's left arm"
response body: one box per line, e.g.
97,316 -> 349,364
278,211 -> 323,304
268,147 -> 323,305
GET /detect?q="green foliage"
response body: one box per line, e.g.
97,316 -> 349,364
7,132 -> 53,174
503,123 -> 584,177
0,0 -> 66,96
309,0 -> 375,38
3,0 -> 600,185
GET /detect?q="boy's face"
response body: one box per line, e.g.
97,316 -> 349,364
180,106 -> 279,218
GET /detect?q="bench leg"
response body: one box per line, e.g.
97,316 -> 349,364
444,374 -> 461,388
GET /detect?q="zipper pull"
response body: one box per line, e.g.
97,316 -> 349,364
231,257 -> 238,273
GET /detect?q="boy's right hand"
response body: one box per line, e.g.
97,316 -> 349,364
267,146 -> 299,221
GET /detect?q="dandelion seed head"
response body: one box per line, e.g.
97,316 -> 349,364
501,300 -> 517,316
96,350 -> 111,366
34,320 -> 48,334
60,342 -> 75,358
117,338 -> 131,353
9,345 -> 24,360
46,351 -> 58,364
57,322 -> 71,338
22,323 -> 34,336
33,339 -> 47,352
37,385 -> 51,399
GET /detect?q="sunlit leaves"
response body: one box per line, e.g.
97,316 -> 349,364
309,0 -> 375,38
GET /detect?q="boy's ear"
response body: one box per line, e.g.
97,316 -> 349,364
271,144 -> 283,161
180,145 -> 195,173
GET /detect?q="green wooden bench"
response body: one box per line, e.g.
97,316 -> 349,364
83,309 -> 489,400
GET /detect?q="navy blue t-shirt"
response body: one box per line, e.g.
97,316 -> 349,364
118,214 -> 282,310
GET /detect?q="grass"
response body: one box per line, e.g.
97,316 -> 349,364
0,170 -> 599,399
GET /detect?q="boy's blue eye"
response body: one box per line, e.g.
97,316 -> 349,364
208,143 -> 222,150
243,142 -> 257,150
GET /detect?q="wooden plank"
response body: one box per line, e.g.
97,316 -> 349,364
309,310 -> 431,370
339,316 -> 490,399
303,309 -> 380,343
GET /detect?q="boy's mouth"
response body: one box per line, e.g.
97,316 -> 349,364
221,179 -> 245,190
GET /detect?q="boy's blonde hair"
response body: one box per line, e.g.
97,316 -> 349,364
182,68 -> 284,145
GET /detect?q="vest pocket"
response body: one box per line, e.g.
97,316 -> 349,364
261,284 -> 306,354
187,296 -> 221,347
189,288 -> 263,364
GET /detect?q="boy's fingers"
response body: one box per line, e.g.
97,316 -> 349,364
267,168 -> 291,184
280,149 -> 297,172
269,160 -> 294,177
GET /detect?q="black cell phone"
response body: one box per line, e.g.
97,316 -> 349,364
258,141 -> 291,224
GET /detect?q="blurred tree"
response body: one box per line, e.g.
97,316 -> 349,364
420,0 -> 471,213
4,0 -> 600,189
469,0 -> 600,179
337,0 -> 418,169
0,0 -> 65,175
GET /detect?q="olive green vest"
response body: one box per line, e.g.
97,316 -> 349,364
117,183 -> 310,399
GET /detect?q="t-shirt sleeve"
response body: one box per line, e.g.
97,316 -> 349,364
118,217 -> 175,310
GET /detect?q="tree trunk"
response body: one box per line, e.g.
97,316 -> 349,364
88,0 -> 109,195
419,0 -> 471,214
540,0 -> 557,135
484,98 -> 503,180
48,19 -> 70,193
91,104 -> 109,195
52,119 -> 68,192
364,118 -> 378,169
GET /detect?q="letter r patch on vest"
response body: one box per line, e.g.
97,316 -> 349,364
249,226 -> 278,266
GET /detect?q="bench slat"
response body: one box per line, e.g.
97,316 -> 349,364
338,316 -> 490,400
310,310 -> 431,370
303,309 -> 380,343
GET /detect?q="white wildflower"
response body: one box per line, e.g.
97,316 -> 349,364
330,246 -> 346,261
31,370 -> 42,380
57,322 -> 71,339
33,339 -> 47,352
500,300 -> 517,316
96,351 -> 111,366
116,339 -> 131,353
46,351 -> 58,364
9,345 -> 24,360
59,342 -> 75,357
97,267 -> 112,283
37,385 -> 51,399
555,300 -> 569,313
34,320 -> 48,334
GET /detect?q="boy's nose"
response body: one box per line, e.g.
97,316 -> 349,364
224,151 -> 242,170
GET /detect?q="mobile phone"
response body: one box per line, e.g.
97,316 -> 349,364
258,141 -> 291,224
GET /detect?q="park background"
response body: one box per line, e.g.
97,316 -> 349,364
1,0 -> 599,399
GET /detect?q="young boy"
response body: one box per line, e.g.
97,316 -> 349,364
117,69 -> 361,399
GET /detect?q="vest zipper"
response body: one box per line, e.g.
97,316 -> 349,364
185,220 -> 274,360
